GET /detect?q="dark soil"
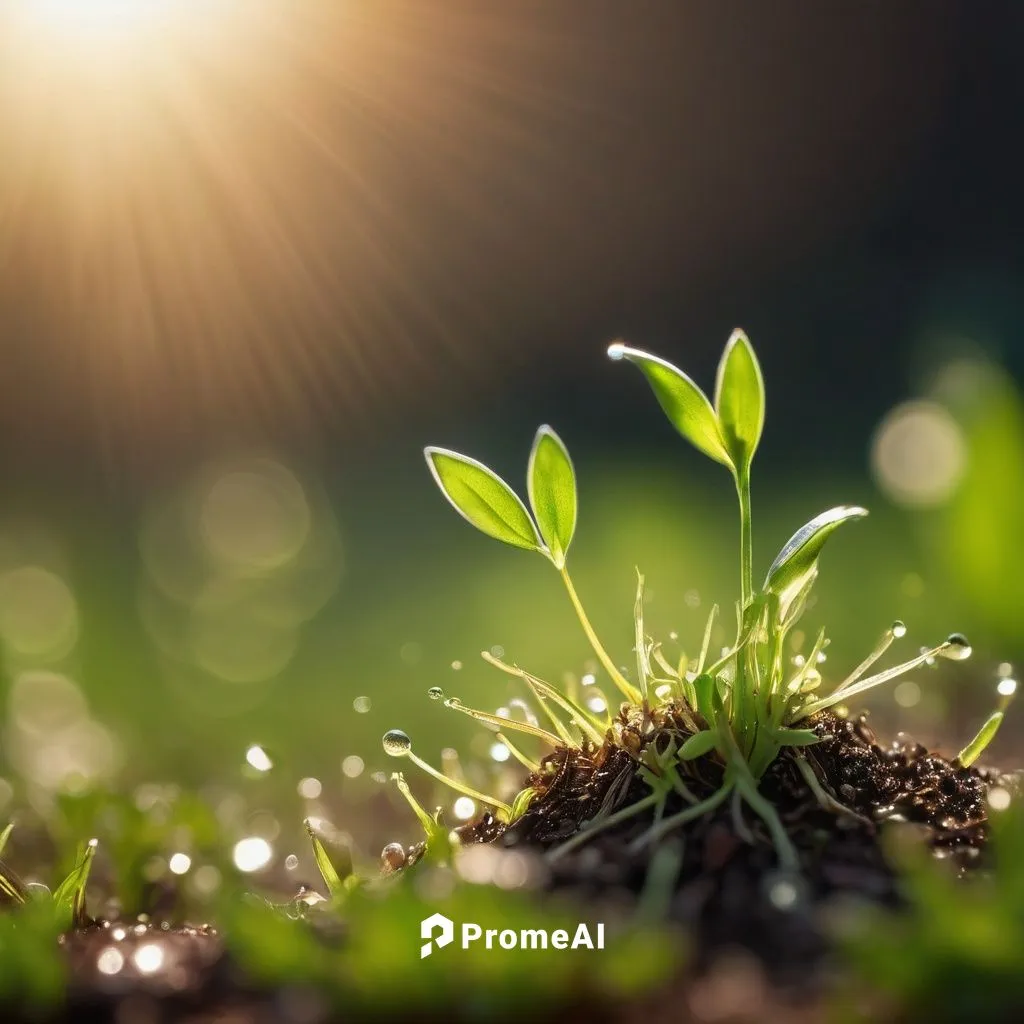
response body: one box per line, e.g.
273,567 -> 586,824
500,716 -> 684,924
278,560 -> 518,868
456,706 -> 1006,985
4,707 -> 1011,1023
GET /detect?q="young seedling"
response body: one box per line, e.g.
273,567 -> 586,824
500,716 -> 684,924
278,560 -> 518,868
303,819 -> 357,906
0,826 -> 98,930
407,329 -> 1007,869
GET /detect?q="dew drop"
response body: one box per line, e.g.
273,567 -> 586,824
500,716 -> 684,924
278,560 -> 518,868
607,340 -> 627,361
285,854 -> 299,870
292,886 -> 327,911
940,633 -> 972,661
997,678 -> 1018,698
444,697 -> 463,710
381,842 -> 406,872
427,686 -> 444,701
891,620 -> 907,639
382,729 -> 412,757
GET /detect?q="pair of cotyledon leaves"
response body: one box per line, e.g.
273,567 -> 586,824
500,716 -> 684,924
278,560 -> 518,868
426,331 -> 867,602
426,425 -> 577,570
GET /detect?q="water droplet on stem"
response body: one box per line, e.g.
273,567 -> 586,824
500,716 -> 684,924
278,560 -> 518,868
940,633 -> 972,661
382,729 -> 412,757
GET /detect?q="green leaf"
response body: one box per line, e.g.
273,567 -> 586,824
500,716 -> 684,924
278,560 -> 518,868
773,727 -> 820,748
765,505 -> 868,611
508,787 -> 538,823
304,819 -> 350,901
957,710 -> 1005,768
693,673 -> 716,729
526,426 -> 577,568
608,342 -> 732,468
679,730 -> 717,760
0,823 -> 12,859
425,447 -> 542,552
714,329 -> 764,474
52,838 -> 97,929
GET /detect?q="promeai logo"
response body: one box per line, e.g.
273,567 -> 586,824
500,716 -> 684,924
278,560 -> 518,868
419,913 -> 604,957
420,912 -> 455,958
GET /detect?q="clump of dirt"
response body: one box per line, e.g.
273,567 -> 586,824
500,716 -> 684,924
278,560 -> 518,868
455,704 -> 1009,984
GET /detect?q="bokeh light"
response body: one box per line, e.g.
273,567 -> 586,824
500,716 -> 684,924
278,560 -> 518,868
871,400 -> 966,507
0,565 -> 78,659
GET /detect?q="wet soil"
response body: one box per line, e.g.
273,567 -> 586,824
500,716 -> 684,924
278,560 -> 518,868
457,709 -> 1005,983
3,710 -> 1011,1023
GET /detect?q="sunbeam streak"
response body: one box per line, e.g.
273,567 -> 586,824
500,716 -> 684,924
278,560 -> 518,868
0,1 -> 577,467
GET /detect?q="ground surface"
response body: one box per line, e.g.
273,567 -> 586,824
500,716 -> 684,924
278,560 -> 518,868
1,711 -> 1010,1023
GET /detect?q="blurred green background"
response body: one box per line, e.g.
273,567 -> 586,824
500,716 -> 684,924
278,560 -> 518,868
0,1 -> 1023,874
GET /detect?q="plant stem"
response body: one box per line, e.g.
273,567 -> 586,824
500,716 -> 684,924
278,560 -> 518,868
559,565 -> 640,702
736,466 -> 753,609
735,775 -> 799,871
408,752 -> 511,817
547,791 -> 660,862
629,785 -> 731,850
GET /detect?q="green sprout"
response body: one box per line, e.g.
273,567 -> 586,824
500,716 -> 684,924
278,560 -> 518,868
0,825 -> 98,930
303,818 -> 357,906
410,330 -> 1008,869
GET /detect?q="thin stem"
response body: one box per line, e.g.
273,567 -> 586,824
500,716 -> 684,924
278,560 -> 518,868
407,752 -> 512,816
736,466 -> 753,609
392,772 -> 445,839
547,792 -> 661,862
734,775 -> 799,871
828,627 -> 896,696
444,698 -> 562,747
629,785 -> 731,851
482,652 -> 605,745
559,565 -> 641,702
799,642 -> 948,718
495,733 -> 541,773
794,755 -> 871,826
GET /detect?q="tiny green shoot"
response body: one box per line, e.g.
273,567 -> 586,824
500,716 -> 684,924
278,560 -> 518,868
0,826 -> 98,930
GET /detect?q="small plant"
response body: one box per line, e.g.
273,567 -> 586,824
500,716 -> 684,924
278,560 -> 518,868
0,824 -> 98,931
389,330 -> 1011,869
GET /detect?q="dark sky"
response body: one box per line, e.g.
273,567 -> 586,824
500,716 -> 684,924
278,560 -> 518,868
0,1 -> 1022,487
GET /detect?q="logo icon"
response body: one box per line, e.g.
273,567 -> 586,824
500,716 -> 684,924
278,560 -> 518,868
420,912 -> 454,958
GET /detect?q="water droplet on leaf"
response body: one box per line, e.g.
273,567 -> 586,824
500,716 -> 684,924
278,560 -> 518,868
891,620 -> 907,639
427,686 -> 444,701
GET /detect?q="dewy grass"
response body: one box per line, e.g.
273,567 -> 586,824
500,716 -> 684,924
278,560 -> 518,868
0,825 -> 97,930
397,329 -> 1015,868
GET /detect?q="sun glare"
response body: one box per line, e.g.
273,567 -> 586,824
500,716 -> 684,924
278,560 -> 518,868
0,1 -> 548,464
27,0 -> 177,45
